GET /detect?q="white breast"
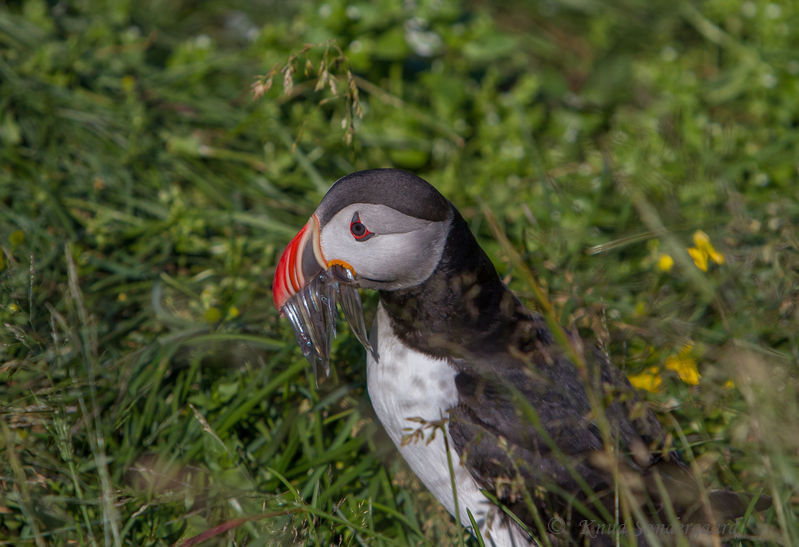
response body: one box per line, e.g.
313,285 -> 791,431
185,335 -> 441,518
366,304 -> 530,547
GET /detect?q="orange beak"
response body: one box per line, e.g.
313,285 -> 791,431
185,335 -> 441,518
272,215 -> 326,310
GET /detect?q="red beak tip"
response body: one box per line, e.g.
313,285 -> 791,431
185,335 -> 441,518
273,219 -> 315,312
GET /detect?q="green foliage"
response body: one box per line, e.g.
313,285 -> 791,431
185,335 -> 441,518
1,0 -> 797,544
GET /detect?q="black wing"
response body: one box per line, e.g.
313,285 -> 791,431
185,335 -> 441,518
447,311 -> 666,534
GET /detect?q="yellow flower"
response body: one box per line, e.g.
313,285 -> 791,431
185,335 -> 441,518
723,379 -> 735,390
204,307 -> 222,323
688,230 -> 724,271
708,247 -> 725,265
628,366 -> 663,392
687,246 -> 708,271
657,253 -> 674,272
665,344 -> 700,385
692,230 -> 711,247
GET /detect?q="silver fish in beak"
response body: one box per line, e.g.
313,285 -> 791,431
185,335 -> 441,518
273,216 -> 376,383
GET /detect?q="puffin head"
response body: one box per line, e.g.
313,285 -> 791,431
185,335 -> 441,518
272,169 -> 454,376
273,169 -> 453,310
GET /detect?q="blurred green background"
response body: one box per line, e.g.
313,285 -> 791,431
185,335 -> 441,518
1,0 -> 797,544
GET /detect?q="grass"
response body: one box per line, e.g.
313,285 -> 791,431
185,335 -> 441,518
1,0 -> 798,544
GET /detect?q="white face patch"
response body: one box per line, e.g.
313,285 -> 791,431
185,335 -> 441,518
318,203 -> 451,290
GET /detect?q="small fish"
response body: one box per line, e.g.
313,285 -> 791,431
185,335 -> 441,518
280,265 -> 376,384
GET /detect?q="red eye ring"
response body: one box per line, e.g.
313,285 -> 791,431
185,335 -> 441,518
350,213 -> 374,241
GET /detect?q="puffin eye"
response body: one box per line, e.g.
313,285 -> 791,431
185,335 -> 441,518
350,212 -> 374,241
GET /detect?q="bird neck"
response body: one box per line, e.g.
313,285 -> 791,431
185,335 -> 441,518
378,209 -> 523,359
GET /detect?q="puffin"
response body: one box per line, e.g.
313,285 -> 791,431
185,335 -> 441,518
272,169 -> 767,545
